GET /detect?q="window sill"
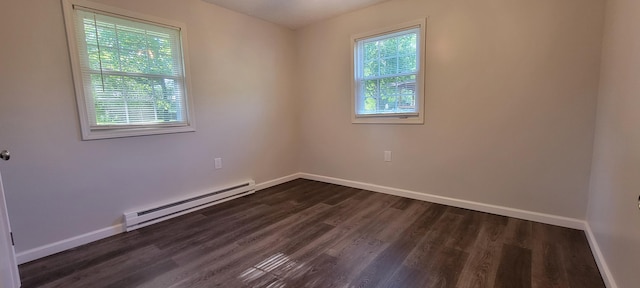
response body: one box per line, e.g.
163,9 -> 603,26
352,115 -> 424,124
81,124 -> 196,140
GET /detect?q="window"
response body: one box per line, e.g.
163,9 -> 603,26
62,0 -> 195,140
351,19 -> 426,124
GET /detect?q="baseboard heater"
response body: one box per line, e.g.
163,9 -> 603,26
124,180 -> 255,231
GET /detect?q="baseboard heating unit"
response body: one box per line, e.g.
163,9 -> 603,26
124,180 -> 255,231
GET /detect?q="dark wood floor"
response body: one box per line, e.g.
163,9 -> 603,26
19,179 -> 605,288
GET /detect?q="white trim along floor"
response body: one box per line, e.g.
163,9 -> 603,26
15,172 -> 617,288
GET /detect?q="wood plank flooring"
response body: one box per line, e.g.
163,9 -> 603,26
19,179 -> 605,288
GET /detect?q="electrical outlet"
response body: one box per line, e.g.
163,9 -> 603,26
384,151 -> 392,162
214,158 -> 222,169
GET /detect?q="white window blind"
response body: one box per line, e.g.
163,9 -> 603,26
74,8 -> 187,128
62,0 -> 195,139
351,20 -> 425,124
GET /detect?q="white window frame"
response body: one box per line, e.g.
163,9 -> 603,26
351,19 -> 426,124
62,0 -> 196,140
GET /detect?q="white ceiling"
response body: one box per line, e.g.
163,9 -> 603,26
202,0 -> 392,29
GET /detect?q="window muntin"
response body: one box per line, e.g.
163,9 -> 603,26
63,0 -> 194,139
352,20 -> 425,124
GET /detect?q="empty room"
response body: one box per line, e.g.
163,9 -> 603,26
0,0 -> 638,287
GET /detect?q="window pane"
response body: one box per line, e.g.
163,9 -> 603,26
363,60 -> 378,77
379,77 -> 397,112
119,48 -> 147,73
96,24 -> 117,48
76,9 -> 187,128
363,79 -> 379,112
92,74 -> 127,125
149,52 -> 174,75
360,30 -> 417,79
86,45 -> 101,70
358,75 -> 416,114
364,42 -> 378,62
379,37 -> 398,58
153,78 -> 183,122
397,75 -> 417,111
356,27 -> 419,115
364,97 -> 377,112
399,55 -> 416,73
398,33 -> 416,55
89,73 -> 184,125
352,23 -> 424,123
380,57 -> 398,76
96,46 -> 120,71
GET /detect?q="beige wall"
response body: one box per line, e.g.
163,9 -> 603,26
0,0 -> 616,269
296,0 -> 604,218
588,0 -> 640,287
0,0 -> 298,252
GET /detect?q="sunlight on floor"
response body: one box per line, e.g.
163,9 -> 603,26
239,252 -> 306,287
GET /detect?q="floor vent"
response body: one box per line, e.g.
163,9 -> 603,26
124,180 -> 255,231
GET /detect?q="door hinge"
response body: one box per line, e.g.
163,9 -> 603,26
10,232 -> 14,246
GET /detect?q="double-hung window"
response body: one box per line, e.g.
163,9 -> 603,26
62,0 -> 195,140
352,19 -> 426,124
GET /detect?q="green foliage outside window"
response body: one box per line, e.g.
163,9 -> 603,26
358,32 -> 418,114
82,17 -> 184,126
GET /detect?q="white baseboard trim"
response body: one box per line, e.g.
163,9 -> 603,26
15,174 -> 301,265
584,223 -> 618,288
299,173 -> 585,230
299,173 -> 617,287
16,171 -> 612,288
255,173 -> 302,191
16,224 -> 124,265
